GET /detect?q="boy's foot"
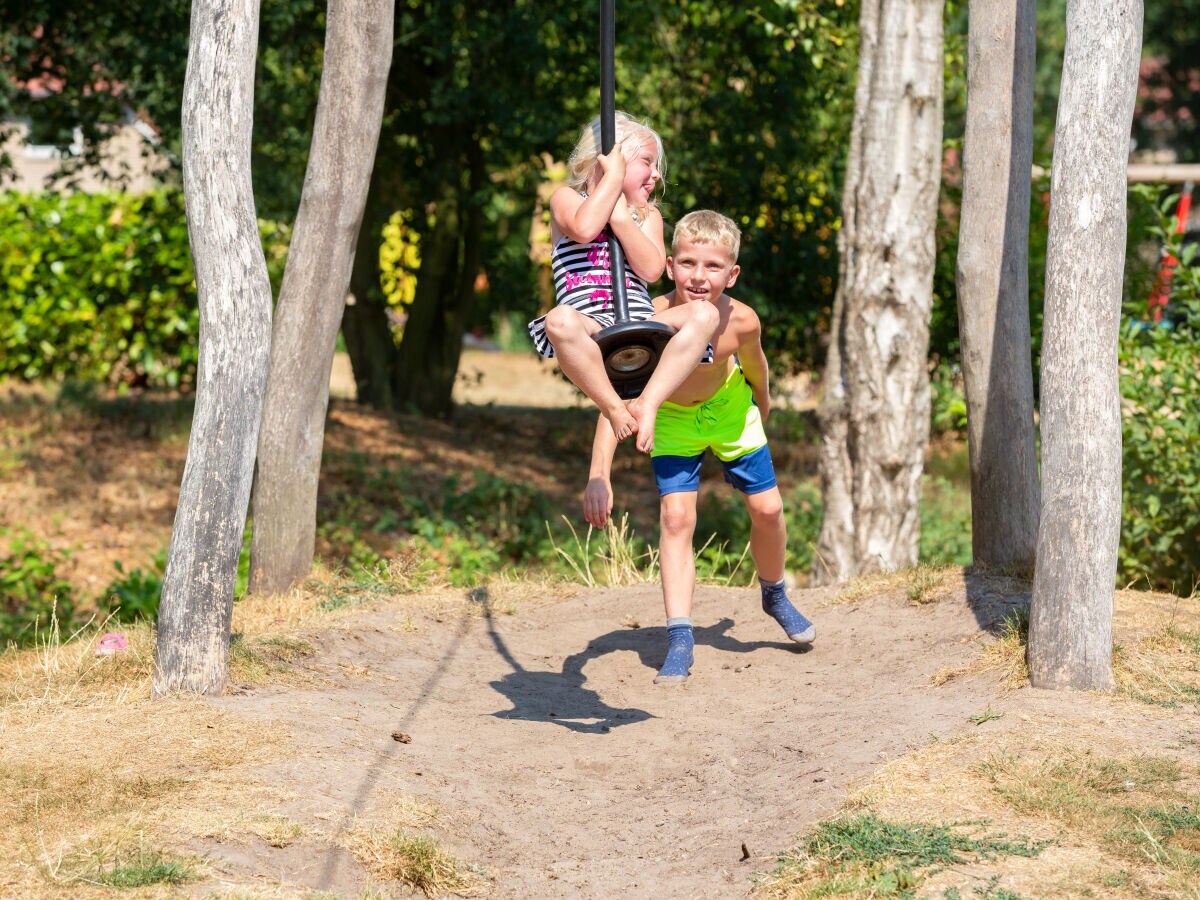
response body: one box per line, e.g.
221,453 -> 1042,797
654,621 -> 694,684
761,578 -> 815,645
603,403 -> 638,442
629,399 -> 656,454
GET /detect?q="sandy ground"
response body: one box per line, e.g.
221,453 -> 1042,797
194,578 -> 1038,897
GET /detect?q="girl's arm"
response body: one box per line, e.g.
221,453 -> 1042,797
550,151 -> 625,243
737,307 -> 772,422
609,202 -> 667,283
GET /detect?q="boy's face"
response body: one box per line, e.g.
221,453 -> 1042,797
666,238 -> 740,303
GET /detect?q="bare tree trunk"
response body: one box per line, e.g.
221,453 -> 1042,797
249,0 -> 394,594
391,141 -> 485,418
1028,0 -> 1142,691
813,0 -> 945,584
154,0 -> 271,696
955,0 -> 1040,575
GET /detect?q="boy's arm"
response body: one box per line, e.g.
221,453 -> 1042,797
583,413 -> 619,528
738,308 -> 772,422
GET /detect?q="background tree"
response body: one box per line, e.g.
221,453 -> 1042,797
954,0 -> 1040,574
1028,0 -> 1143,691
813,0 -> 946,584
154,0 -> 273,695
248,0 -> 393,594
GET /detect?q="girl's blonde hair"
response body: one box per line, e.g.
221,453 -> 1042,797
565,111 -> 667,208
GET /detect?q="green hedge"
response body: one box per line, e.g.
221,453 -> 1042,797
1119,188 -> 1200,592
0,191 -> 289,391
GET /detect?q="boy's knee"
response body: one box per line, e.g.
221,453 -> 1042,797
660,502 -> 697,538
748,493 -> 784,524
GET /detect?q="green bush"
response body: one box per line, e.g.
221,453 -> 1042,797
0,191 -> 290,391
1118,188 -> 1200,592
0,529 -> 76,646
97,552 -> 166,622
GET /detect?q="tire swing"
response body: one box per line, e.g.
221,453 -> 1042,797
591,0 -> 677,400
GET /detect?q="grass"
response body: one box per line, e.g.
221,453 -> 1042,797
759,812 -> 1047,898
65,840 -> 196,887
347,828 -> 483,896
977,749 -> 1200,895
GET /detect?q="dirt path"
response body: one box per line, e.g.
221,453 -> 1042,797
201,579 -> 1029,896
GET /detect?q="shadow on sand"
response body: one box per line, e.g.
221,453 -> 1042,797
485,608 -> 808,733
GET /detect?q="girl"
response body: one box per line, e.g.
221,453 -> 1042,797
528,112 -> 717,454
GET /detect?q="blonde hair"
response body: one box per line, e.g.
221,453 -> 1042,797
672,210 -> 741,262
566,111 -> 667,208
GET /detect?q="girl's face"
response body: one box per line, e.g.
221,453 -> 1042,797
622,136 -> 661,206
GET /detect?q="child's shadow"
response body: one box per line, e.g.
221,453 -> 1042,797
487,616 -> 796,734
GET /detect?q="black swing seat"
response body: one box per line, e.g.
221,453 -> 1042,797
594,319 -> 677,400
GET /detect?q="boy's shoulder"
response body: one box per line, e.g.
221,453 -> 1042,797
721,294 -> 761,331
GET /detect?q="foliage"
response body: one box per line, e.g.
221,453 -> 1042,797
0,191 -> 290,390
763,812 -> 1046,897
98,552 -> 166,622
380,209 -> 421,311
0,529 -> 75,646
1118,188 -> 1200,592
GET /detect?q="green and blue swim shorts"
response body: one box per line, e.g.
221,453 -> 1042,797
650,365 -> 777,496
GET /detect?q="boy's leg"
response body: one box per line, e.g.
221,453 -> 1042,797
654,489 -> 699,683
543,306 -> 637,440
742,487 -> 815,644
628,301 -> 719,454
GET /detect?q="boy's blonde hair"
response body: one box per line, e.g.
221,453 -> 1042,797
672,210 -> 741,262
566,111 -> 666,206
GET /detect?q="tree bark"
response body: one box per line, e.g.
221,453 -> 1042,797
813,0 -> 945,584
955,0 -> 1040,575
1028,0 -> 1142,691
154,0 -> 272,696
248,0 -> 394,594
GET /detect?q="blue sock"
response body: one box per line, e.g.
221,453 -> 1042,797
760,578 -> 815,644
654,617 -> 694,684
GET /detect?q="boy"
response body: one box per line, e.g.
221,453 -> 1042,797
583,210 -> 815,684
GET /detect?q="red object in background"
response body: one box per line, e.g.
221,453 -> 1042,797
1147,181 -> 1194,322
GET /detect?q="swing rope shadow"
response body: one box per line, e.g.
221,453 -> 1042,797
316,600 -> 475,890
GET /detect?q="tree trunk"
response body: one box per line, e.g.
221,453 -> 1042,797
248,0 -> 393,594
955,0 -> 1040,575
1028,0 -> 1142,691
154,0 -> 272,696
813,0 -> 945,584
390,139 -> 485,418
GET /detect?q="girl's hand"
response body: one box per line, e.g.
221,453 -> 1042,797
596,149 -> 626,183
610,194 -> 633,225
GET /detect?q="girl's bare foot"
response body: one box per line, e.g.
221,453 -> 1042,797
629,399 -> 657,454
604,403 -> 638,442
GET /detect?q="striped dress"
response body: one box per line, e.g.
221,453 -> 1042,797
528,229 -> 656,358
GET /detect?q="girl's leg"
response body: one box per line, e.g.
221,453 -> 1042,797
628,302 -> 719,453
543,306 -> 637,440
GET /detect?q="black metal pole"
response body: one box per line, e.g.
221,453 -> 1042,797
599,0 -> 631,322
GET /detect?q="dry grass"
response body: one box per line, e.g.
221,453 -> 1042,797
346,828 -> 483,896
930,607 -> 1030,689
770,712 -> 1200,900
820,564 -> 961,608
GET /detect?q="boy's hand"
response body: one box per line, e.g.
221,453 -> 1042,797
583,475 -> 614,528
753,387 -> 771,422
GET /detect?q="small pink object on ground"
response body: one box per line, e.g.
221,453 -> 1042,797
96,632 -> 130,655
